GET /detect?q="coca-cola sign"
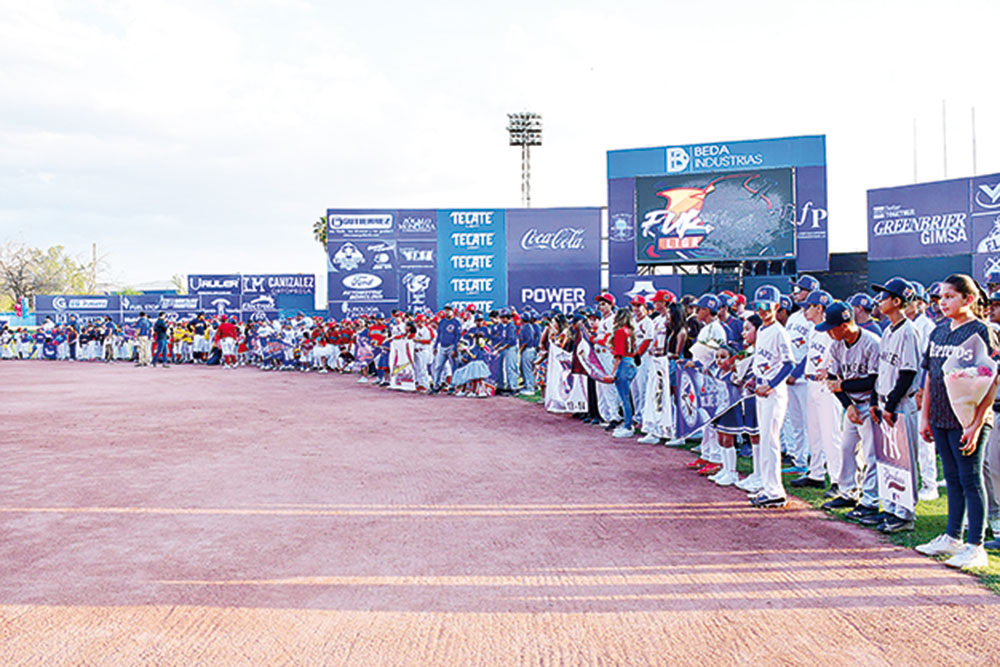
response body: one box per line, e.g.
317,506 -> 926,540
520,227 -> 586,251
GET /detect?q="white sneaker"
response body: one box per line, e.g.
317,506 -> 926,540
637,433 -> 660,445
918,487 -> 940,502
455,391 -> 466,397
713,471 -> 739,487
735,474 -> 761,492
612,427 -> 635,439
357,377 -> 368,384
915,533 -> 963,557
943,543 -> 989,569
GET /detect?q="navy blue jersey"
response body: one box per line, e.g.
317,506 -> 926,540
922,319 -> 998,429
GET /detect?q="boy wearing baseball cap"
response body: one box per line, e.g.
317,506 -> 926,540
868,277 -> 921,532
818,302 -> 882,519
747,285 -> 795,507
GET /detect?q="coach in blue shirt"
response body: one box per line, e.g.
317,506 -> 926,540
518,311 -> 539,395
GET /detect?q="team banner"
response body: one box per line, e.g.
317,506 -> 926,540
397,239 -> 437,312
608,178 -> 638,276
388,338 -> 417,391
872,416 -> 917,515
437,209 -> 506,312
506,208 -> 600,313
636,168 -> 796,264
188,274 -> 241,295
576,336 -> 614,383
641,357 -> 675,440
544,345 -> 587,413
674,366 -> 743,440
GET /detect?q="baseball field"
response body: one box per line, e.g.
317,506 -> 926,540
2,363 -> 999,663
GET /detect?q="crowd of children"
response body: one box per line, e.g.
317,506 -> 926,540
7,270 -> 1000,570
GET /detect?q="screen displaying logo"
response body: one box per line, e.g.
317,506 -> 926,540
636,168 -> 795,263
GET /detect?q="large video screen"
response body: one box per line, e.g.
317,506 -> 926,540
635,167 -> 796,263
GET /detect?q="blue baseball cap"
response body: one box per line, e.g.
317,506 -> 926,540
814,301 -> 854,332
804,290 -> 833,307
717,293 -> 735,309
779,295 -> 793,312
753,285 -> 781,309
871,277 -> 915,303
987,270 -> 1000,285
847,293 -> 874,311
928,282 -> 943,299
790,275 -> 820,292
990,292 -> 1000,304
696,294 -> 721,312
911,281 -> 928,303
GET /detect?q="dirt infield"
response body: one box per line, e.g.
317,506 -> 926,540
2,362 -> 999,663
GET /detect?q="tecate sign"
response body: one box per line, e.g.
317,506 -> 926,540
329,214 -> 393,232
343,273 -> 383,289
449,211 -> 494,228
520,227 -> 586,251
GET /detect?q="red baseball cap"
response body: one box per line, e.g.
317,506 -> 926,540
595,292 -> 616,306
630,295 -> 647,307
652,289 -> 676,304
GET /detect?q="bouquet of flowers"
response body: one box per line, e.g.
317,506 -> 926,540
942,334 -> 998,428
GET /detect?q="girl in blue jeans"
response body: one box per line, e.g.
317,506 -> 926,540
610,307 -> 637,439
918,274 -> 999,570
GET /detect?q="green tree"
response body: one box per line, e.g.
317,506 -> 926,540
0,242 -> 93,305
313,216 -> 327,248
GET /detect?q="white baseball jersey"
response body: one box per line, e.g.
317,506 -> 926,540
804,327 -> 835,377
596,314 -> 614,351
651,313 -> 669,356
634,314 -> 655,356
696,320 -> 727,349
875,318 -> 920,399
909,312 -> 934,356
785,309 -> 813,363
752,322 -> 794,386
828,328 -> 881,406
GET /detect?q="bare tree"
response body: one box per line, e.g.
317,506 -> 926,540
0,242 -> 93,305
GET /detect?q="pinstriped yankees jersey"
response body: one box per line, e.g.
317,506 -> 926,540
875,318 -> 920,399
828,328 -> 880,406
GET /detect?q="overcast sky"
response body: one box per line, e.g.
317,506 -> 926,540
2,0 -> 998,297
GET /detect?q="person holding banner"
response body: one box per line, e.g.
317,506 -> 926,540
610,307 -> 638,439
630,296 -> 655,431
638,290 -> 676,445
916,274 -> 998,569
747,286 -> 794,507
868,277 -> 922,533
708,344 -> 748,486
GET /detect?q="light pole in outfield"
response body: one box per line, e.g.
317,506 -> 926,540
507,111 -> 542,207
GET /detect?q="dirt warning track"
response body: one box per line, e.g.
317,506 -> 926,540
2,363 -> 998,663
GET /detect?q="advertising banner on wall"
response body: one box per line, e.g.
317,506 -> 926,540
35,295 -> 123,324
635,168 -> 796,264
327,209 -> 399,314
240,274 -> 316,296
506,208 -> 600,313
867,178 -> 972,260
198,294 -> 241,318
397,239 -> 437,312
608,178 -> 638,276
188,274 -> 241,295
794,165 -> 830,271
437,209 -> 506,312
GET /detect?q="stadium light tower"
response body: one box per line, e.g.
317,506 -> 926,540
507,111 -> 542,207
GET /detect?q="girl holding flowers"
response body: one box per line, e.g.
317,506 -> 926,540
917,274 -> 999,569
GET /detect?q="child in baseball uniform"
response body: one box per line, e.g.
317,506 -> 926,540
782,275 -> 818,474
790,290 -> 842,492
818,303 -> 882,518
869,277 -> 922,533
748,285 -> 795,507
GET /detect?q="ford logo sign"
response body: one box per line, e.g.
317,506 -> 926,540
343,273 -> 382,289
